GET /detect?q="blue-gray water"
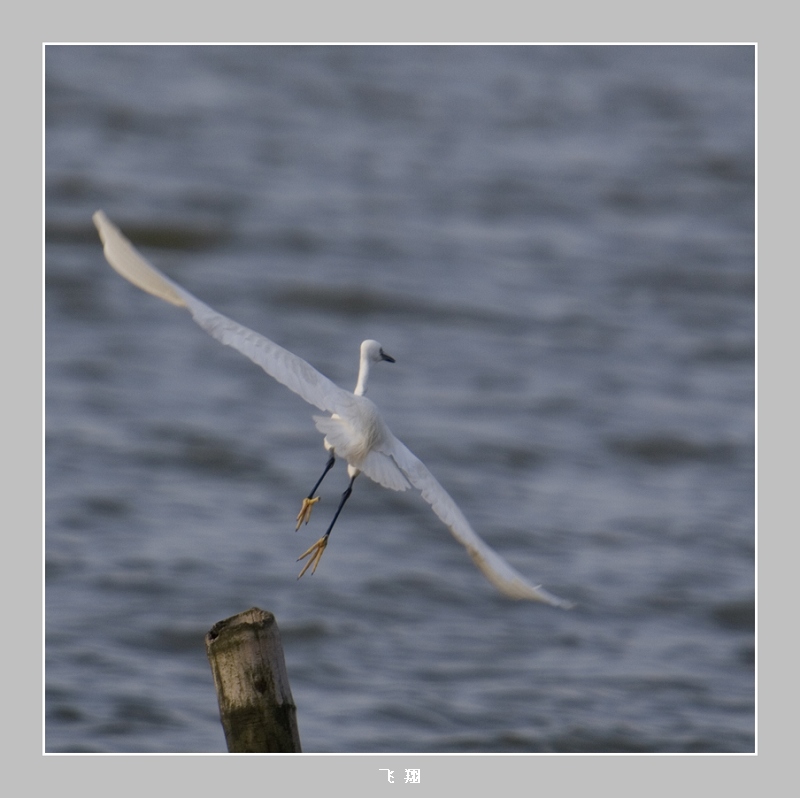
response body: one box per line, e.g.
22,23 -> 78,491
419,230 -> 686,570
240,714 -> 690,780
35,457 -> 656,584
45,45 -> 754,753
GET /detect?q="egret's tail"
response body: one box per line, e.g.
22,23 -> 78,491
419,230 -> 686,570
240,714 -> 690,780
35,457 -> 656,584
93,210 -> 188,308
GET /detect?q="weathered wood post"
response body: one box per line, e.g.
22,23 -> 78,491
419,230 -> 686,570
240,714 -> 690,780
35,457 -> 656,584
205,607 -> 302,753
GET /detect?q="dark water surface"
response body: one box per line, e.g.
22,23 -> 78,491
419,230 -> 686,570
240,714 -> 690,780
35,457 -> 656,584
45,45 -> 754,753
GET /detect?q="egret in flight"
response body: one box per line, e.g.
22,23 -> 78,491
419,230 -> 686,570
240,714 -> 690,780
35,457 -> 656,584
93,211 -> 573,608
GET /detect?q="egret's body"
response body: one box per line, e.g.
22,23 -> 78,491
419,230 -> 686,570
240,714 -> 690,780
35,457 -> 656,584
93,210 -> 573,608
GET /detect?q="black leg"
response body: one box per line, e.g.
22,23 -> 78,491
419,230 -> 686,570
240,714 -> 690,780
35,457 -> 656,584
297,473 -> 358,579
308,453 -> 336,499
296,454 -> 336,530
322,473 -> 357,539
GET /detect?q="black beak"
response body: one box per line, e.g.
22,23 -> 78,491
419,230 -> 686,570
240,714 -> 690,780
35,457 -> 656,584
380,349 -> 395,363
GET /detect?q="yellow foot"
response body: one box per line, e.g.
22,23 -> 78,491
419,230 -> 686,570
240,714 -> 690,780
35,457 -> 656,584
297,535 -> 329,579
295,496 -> 320,531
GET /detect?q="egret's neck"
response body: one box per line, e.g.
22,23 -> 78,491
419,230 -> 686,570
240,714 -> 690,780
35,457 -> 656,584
354,355 -> 371,396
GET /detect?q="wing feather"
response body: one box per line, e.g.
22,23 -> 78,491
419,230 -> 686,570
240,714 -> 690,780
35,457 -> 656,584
93,210 -> 350,415
386,435 -> 574,607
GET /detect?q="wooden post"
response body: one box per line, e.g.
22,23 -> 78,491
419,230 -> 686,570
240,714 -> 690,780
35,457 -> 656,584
205,607 -> 302,753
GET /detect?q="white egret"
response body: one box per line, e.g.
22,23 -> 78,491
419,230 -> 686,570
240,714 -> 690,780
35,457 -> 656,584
93,210 -> 573,608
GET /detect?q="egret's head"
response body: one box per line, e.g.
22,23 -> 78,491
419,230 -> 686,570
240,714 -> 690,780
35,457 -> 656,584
361,339 -> 395,364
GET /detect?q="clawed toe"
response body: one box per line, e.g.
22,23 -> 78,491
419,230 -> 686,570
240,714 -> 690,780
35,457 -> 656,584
297,536 -> 329,579
295,496 -> 320,531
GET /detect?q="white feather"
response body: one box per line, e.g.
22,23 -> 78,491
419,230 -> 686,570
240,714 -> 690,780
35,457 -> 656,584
94,210 -> 573,607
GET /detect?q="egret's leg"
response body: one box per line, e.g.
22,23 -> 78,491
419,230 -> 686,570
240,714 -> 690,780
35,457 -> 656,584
295,454 -> 336,530
297,474 -> 357,578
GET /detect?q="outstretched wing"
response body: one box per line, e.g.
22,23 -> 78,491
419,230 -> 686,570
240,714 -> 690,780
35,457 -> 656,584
95,210 -> 572,607
93,210 -> 353,416
384,434 -> 574,607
